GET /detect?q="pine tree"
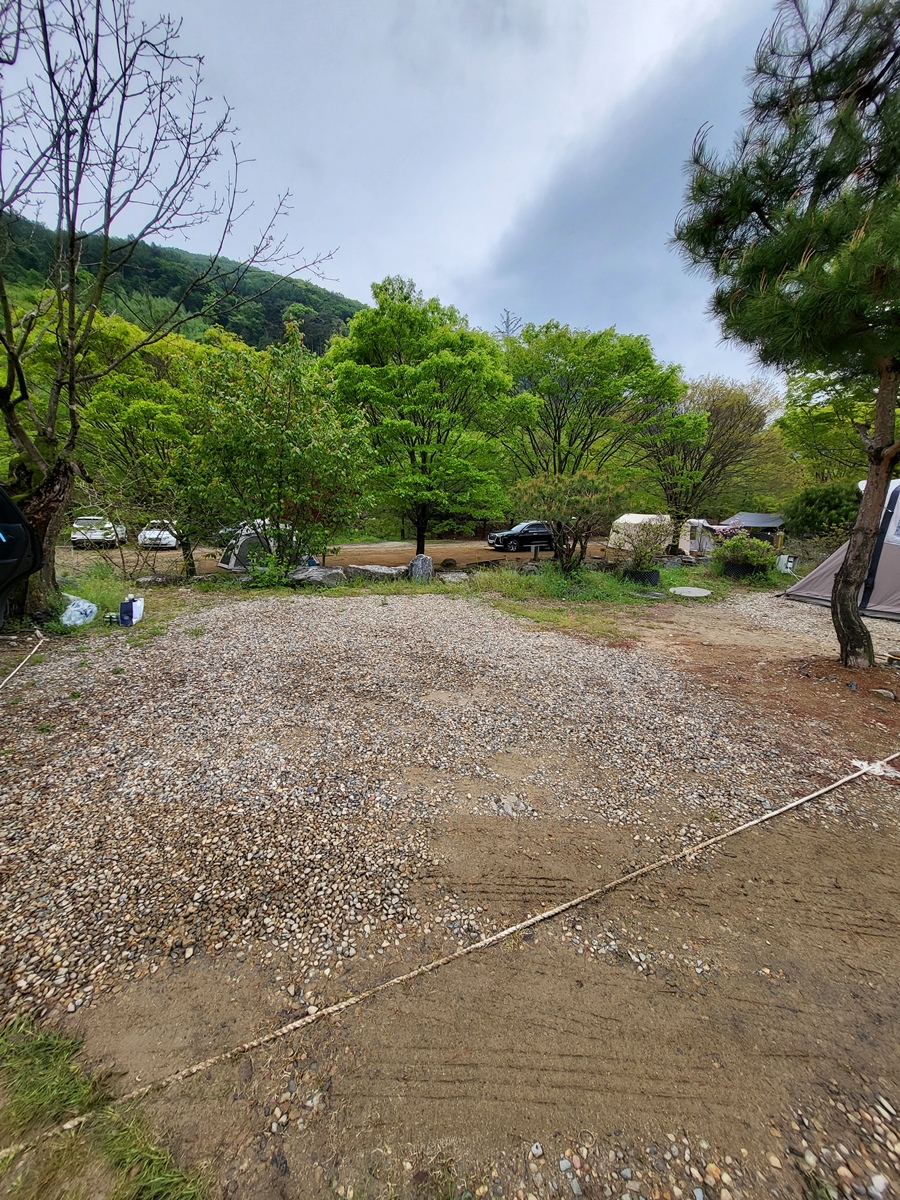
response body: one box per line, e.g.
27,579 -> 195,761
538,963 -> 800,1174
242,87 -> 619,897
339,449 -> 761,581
674,0 -> 900,666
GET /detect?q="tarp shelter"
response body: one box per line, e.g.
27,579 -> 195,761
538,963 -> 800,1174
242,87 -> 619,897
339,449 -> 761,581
784,480 -> 900,622
608,513 -> 674,553
722,512 -> 784,543
678,519 -> 716,556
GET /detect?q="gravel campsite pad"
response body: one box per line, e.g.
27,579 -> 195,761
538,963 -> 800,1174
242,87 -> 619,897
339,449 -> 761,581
2,592 -> 899,1199
0,593 -> 840,1016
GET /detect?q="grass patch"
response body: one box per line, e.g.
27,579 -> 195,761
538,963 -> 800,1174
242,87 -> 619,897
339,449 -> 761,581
489,598 -> 626,642
51,561 -> 224,642
0,1019 -> 206,1200
57,560 -> 127,619
99,1113 -> 208,1200
0,1019 -> 108,1136
658,564 -> 732,600
0,1127 -> 116,1199
190,574 -> 245,594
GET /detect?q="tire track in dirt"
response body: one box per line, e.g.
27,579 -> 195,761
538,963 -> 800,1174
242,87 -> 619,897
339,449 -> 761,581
295,813 -> 899,1168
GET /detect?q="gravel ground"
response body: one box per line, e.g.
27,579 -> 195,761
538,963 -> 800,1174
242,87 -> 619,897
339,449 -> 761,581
720,590 -> 900,656
0,595 -> 851,1016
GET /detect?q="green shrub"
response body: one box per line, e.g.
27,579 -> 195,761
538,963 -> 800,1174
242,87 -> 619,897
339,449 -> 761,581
241,553 -> 295,589
712,532 -> 778,571
782,482 -> 860,539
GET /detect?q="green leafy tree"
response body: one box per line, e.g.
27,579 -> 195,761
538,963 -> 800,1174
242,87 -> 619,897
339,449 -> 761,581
327,277 -> 514,555
499,321 -> 684,478
0,0 -> 324,615
194,331 -> 369,571
514,472 -> 625,573
674,0 -> 900,666
776,373 -> 888,483
79,322 -> 235,576
629,377 -> 785,529
782,481 -> 861,540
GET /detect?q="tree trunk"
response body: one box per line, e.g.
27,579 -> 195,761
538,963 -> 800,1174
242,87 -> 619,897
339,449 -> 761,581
415,523 -> 426,556
8,459 -> 74,617
179,538 -> 197,578
831,359 -> 900,668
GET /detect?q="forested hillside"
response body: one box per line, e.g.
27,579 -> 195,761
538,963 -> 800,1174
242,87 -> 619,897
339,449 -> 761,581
0,213 -> 364,352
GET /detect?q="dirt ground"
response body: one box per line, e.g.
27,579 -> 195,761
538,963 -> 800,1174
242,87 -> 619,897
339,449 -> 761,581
6,577 -> 900,1200
76,809 -> 898,1197
60,536 -> 565,577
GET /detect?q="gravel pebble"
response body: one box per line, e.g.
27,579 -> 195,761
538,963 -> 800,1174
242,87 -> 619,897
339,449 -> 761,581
718,592 -> 899,657
0,594 -> 852,1014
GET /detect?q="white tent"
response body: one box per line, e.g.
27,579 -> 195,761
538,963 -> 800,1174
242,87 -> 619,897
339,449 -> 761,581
608,513 -> 674,553
678,519 -> 716,556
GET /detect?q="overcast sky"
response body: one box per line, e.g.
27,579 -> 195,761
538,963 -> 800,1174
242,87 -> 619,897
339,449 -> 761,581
171,0 -> 777,380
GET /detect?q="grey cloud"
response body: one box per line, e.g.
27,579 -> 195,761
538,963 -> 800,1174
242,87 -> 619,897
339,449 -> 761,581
457,4 -> 776,379
164,0 -> 780,385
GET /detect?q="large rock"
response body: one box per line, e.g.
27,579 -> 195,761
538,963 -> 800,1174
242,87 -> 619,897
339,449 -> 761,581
289,565 -> 346,587
345,564 -> 409,581
408,553 -> 434,582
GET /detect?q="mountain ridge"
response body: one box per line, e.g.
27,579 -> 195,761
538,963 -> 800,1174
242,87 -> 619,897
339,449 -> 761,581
0,213 -> 366,353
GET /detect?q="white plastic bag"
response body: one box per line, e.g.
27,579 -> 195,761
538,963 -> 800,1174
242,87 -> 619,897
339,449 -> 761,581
60,593 -> 98,627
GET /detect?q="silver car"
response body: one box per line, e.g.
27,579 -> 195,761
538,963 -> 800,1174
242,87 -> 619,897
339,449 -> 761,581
137,521 -> 178,549
71,515 -> 127,549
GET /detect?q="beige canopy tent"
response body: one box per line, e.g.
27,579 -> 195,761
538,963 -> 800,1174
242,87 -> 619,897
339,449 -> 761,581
608,513 -> 674,553
784,480 -> 900,621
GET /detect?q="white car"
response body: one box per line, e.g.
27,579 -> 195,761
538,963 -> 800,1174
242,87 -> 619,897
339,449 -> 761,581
137,521 -> 178,550
71,515 -> 127,549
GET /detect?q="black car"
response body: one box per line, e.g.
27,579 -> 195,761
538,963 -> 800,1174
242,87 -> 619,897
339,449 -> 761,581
487,520 -> 553,552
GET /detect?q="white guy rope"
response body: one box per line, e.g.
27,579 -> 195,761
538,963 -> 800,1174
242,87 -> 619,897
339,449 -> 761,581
0,633 -> 46,694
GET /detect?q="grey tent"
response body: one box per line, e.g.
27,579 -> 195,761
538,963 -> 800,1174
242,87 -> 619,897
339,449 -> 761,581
219,526 -> 269,572
218,522 -> 311,573
722,512 -> 784,542
784,480 -> 900,621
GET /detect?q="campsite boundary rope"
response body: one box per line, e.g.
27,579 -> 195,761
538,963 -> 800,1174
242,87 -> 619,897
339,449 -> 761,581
0,632 -> 46,694
2,747 -> 899,1163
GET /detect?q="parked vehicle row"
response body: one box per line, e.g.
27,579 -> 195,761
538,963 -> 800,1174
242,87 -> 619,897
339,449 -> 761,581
70,517 -> 179,549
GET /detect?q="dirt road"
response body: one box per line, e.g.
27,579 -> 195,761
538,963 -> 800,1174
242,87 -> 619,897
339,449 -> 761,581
61,537 -> 560,577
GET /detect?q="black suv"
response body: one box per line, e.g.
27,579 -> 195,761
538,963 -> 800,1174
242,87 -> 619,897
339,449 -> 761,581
487,521 -> 553,552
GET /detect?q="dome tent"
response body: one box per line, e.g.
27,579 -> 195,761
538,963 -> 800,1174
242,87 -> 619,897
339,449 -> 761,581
218,521 -> 313,573
784,481 -> 900,621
